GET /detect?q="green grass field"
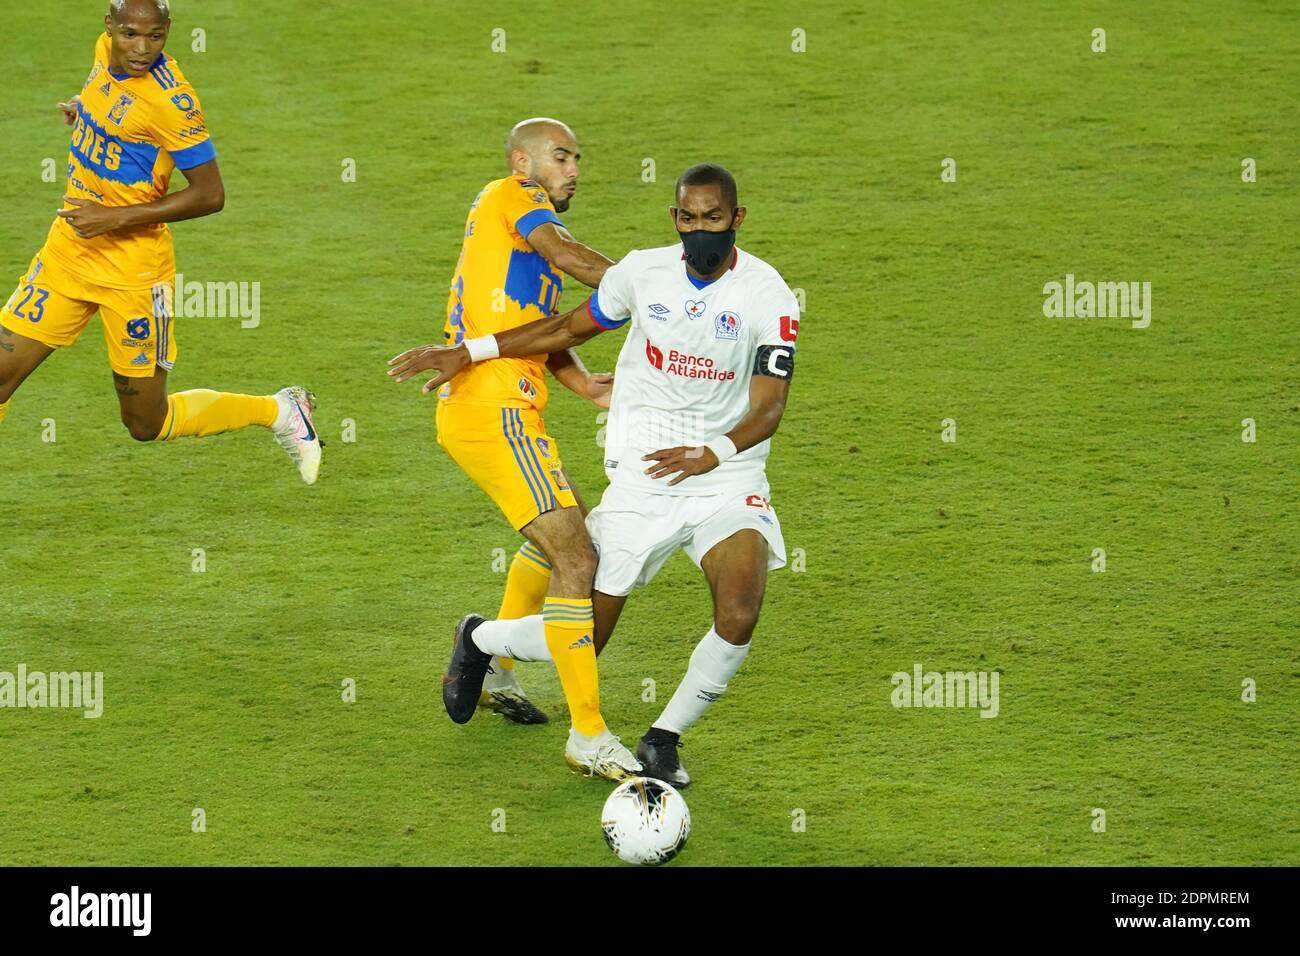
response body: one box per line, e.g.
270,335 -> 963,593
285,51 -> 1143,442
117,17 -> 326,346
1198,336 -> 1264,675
1,0 -> 1296,866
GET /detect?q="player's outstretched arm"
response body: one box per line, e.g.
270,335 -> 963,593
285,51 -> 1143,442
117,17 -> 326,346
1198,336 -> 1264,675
527,222 -> 616,288
387,300 -> 605,395
57,159 -> 225,240
546,349 -> 614,408
644,373 -> 792,487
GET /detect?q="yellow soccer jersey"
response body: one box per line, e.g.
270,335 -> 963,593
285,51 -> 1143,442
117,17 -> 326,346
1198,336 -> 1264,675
440,175 -> 566,411
42,33 -> 217,291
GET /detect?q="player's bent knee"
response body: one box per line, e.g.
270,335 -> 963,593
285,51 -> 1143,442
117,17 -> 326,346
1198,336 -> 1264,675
528,506 -> 598,581
121,413 -> 163,442
124,422 -> 159,442
551,543 -> 597,590
713,603 -> 761,645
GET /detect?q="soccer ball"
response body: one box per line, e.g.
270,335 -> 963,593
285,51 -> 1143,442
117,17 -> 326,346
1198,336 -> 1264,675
601,777 -> 691,865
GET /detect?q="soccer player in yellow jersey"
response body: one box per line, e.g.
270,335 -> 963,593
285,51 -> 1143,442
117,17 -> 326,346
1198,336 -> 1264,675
393,118 -> 643,779
0,0 -> 321,483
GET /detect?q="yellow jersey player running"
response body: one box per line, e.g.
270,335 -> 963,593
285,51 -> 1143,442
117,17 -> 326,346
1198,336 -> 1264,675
392,118 -> 643,780
0,0 -> 321,482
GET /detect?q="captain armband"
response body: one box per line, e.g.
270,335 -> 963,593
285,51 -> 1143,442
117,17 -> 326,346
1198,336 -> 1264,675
754,344 -> 796,381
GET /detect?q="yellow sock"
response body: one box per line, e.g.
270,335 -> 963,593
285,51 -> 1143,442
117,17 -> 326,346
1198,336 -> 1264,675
157,389 -> 278,441
543,597 -> 603,736
494,542 -> 552,672
0,400 -> 9,426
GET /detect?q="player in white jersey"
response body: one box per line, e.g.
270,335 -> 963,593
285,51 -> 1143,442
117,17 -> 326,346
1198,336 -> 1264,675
390,164 -> 800,787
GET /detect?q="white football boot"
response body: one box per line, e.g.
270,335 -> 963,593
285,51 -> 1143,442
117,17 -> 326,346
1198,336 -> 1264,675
478,658 -> 548,724
565,727 -> 644,782
272,386 -> 322,485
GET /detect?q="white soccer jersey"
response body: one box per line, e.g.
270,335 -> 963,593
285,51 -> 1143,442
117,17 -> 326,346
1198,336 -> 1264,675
586,243 -> 801,497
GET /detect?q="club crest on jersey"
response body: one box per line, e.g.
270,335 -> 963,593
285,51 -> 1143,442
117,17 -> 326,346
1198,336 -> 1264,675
715,311 -> 741,340
535,437 -> 551,458
126,317 -> 150,340
107,93 -> 136,126
530,191 -> 548,204
648,303 -> 670,321
685,300 -> 706,320
518,377 -> 538,400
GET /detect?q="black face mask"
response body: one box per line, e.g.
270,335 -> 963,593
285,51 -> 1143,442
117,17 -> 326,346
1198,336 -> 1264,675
679,225 -> 736,274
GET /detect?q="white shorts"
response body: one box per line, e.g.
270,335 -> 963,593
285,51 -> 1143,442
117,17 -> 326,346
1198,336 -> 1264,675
586,483 -> 787,597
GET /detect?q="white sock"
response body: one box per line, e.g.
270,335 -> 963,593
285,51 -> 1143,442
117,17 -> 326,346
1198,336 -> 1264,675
470,615 -> 552,662
653,627 -> 750,735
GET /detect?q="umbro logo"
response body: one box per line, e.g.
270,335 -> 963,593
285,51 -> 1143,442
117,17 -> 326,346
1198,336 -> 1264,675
648,303 -> 670,321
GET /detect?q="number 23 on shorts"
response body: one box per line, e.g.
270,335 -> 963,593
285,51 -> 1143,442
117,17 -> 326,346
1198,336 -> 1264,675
7,284 -> 49,323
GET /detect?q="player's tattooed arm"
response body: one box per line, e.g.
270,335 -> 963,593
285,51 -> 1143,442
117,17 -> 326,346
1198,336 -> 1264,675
527,223 -> 616,288
546,348 -> 614,409
0,328 -> 15,353
58,159 -> 225,239
643,375 -> 791,486
388,300 -> 605,395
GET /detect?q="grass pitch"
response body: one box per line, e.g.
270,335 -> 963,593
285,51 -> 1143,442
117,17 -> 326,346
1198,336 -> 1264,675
0,0 -> 1296,866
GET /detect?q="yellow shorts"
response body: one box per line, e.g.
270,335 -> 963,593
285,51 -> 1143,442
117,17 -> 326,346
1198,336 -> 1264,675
0,251 -> 176,378
436,401 -> 577,531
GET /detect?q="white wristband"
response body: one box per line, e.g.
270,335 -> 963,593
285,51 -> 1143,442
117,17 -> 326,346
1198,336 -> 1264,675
705,436 -> 738,463
464,335 -> 499,363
